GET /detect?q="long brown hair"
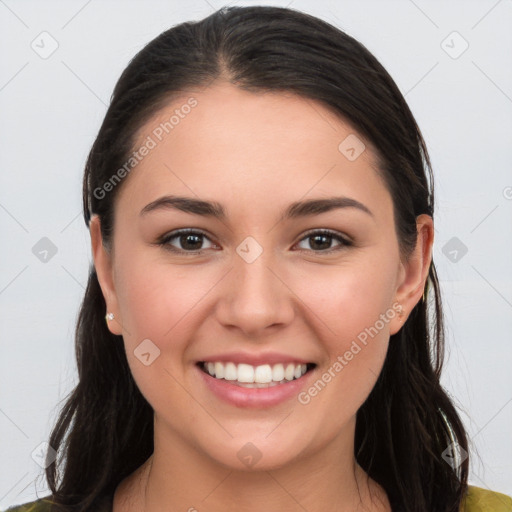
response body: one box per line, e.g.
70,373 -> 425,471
43,6 -> 468,511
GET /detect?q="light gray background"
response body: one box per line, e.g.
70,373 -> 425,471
1,0 -> 511,509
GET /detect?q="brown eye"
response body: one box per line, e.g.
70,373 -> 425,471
156,228 -> 351,255
295,230 -> 352,253
158,229 -> 215,253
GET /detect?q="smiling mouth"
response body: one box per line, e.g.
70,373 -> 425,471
197,361 -> 317,388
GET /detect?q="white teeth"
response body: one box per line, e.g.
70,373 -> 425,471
254,364 -> 272,383
272,363 -> 284,381
284,363 -> 295,381
224,362 -> 237,381
237,363 -> 254,383
214,362 -> 224,379
202,361 -> 312,384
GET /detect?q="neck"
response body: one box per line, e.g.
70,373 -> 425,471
113,418 -> 390,512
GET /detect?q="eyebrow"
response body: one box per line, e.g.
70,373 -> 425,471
139,195 -> 374,221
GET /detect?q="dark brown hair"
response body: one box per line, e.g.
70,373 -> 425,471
40,6 -> 468,511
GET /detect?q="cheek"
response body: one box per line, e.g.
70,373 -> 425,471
113,249 -> 217,361
112,256 -> 208,413
292,252 -> 398,343
291,253 -> 396,407
294,273 -> 394,442
113,235 -> 179,315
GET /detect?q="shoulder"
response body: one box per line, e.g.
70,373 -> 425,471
4,495 -> 59,512
4,493 -> 112,512
461,485 -> 512,512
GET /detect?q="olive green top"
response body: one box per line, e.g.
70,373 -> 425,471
5,485 -> 512,511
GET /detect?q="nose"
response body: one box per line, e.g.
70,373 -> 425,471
214,244 -> 295,338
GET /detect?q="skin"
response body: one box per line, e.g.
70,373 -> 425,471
90,81 -> 433,512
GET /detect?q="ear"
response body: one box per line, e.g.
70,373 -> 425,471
389,214 -> 434,335
90,215 -> 123,336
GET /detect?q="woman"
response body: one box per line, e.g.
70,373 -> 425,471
7,5 -> 512,512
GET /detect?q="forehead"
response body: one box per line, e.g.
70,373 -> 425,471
118,82 -> 393,224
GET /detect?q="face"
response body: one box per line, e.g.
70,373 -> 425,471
92,82 -> 432,472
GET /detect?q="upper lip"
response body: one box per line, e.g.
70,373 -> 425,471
197,352 -> 315,367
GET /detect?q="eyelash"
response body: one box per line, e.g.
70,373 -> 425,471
156,228 -> 353,255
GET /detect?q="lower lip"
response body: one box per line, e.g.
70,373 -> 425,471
196,364 -> 316,408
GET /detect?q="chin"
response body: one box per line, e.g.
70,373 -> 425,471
200,433 -> 308,473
